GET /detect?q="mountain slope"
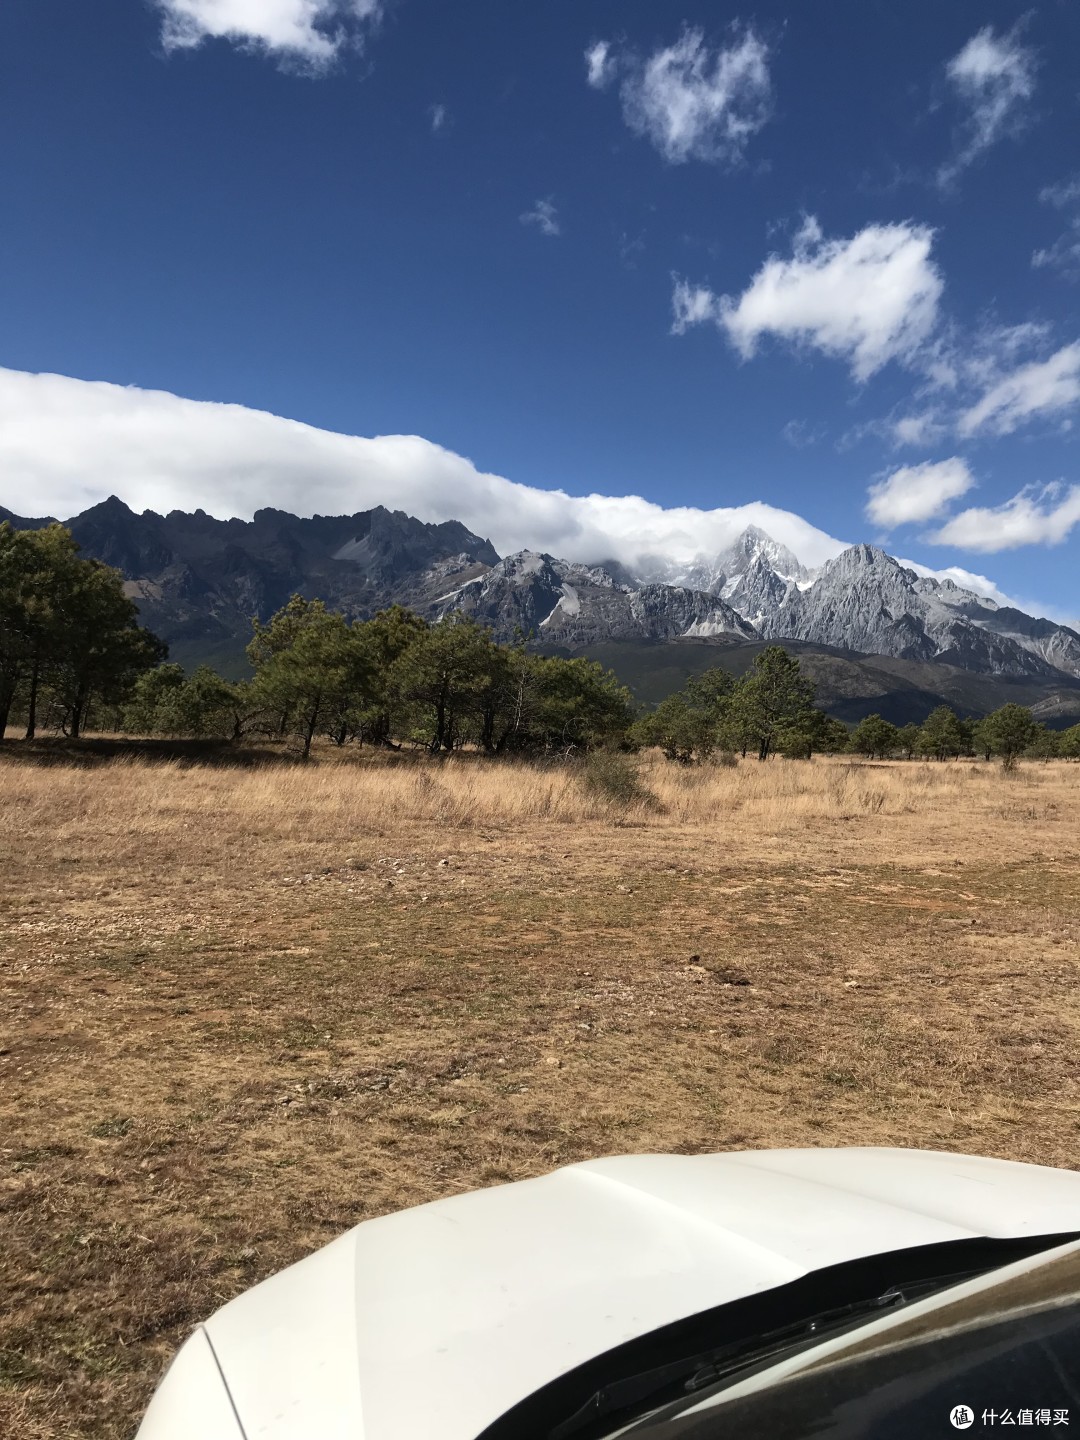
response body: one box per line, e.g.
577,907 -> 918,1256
436,550 -> 757,645
4,498 -> 500,674
752,544 -> 1080,680
4,501 -> 1079,714
550,638 -> 1080,728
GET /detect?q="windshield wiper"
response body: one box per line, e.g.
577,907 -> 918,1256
547,1270 -> 980,1440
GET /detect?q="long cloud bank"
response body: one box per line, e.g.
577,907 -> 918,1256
1,367 -> 847,571
0,367 -> 1028,610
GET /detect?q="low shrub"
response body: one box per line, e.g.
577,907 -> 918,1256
580,750 -> 660,809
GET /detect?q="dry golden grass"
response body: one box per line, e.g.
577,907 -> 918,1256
2,745 -> 1079,1438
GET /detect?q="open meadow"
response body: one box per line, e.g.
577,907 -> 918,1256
2,746 -> 1080,1438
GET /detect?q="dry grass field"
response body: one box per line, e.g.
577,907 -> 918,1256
2,745 -> 1079,1438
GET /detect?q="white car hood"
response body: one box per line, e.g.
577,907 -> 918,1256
163,1147 -> 1080,1440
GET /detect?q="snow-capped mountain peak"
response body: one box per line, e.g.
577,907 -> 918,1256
715,524 -> 812,586
433,549 -> 755,645
725,534 -> 1080,679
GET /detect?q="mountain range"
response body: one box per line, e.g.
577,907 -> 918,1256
4,498 -> 1080,723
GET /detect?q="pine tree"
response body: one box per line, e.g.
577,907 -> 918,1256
850,713 -> 900,759
730,647 -> 817,761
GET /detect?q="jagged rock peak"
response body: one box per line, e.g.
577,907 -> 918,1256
724,551 -> 794,626
716,525 -> 811,582
81,494 -> 139,519
820,543 -> 906,576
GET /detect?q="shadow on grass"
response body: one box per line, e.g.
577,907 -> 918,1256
0,736 -> 306,769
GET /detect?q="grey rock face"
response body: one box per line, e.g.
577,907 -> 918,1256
652,523 -> 812,596
437,551 -> 757,645
2,497 -> 500,671
626,585 -> 759,642
715,524 -> 810,585
5,502 -> 1078,685
745,543 -> 1079,679
723,553 -> 794,629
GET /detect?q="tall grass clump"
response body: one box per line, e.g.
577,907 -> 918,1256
579,750 -> 662,813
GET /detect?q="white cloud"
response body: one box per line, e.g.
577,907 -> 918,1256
1041,176 -> 1080,209
1032,231 -> 1080,277
584,40 -> 614,90
1033,175 -> 1080,278
608,25 -> 771,166
889,412 -> 947,448
675,217 -> 943,382
957,341 -> 1080,437
938,25 -> 1037,185
155,0 -> 383,70
429,103 -> 448,133
781,419 -> 826,450
878,324 -> 1064,450
520,198 -> 561,237
670,278 -> 721,334
866,457 -> 976,528
897,557 -> 1020,609
927,483 -> 1080,552
0,368 -> 851,573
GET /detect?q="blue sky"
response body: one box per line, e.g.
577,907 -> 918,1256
1,0 -> 1079,616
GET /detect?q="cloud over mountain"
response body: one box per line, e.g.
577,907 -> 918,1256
0,367 -> 847,573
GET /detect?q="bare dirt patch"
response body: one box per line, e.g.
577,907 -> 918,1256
2,749 -> 1079,1437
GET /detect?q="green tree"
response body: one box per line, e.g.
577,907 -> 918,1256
521,654 -> 633,753
0,523 -> 39,740
634,693 -> 714,763
1,529 -> 167,740
730,646 -> 817,761
977,704 -> 1039,770
685,667 -> 735,720
123,663 -> 187,733
918,706 -> 966,761
125,665 -> 257,741
1026,724 -> 1060,762
896,722 -> 921,760
53,562 -> 164,737
249,597 -> 373,758
387,615 -> 497,752
474,640 -> 523,754
633,666 -> 734,763
956,714 -> 975,758
351,605 -> 428,746
10,525 -> 90,739
971,716 -> 993,762
166,667 -> 246,739
776,726 -> 813,759
0,523 -> 109,739
1059,723 -> 1080,760
850,713 -> 900,759
805,712 -> 851,756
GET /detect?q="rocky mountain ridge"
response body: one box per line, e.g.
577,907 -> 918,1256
433,550 -> 757,647
754,543 -> 1080,680
3,498 -> 1078,686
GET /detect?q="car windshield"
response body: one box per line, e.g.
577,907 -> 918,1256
620,1243 -> 1080,1438
478,1236 -> 1080,1440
